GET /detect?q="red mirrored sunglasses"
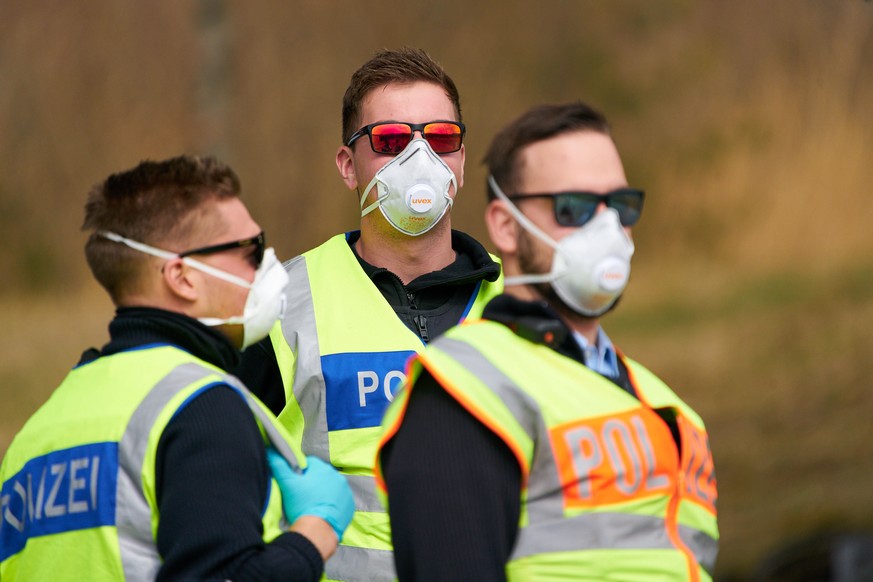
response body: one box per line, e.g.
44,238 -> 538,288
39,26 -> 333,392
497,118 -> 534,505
346,121 -> 465,154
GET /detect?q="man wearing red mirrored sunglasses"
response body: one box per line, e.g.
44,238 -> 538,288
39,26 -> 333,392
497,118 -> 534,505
236,47 -> 503,582
376,102 -> 719,581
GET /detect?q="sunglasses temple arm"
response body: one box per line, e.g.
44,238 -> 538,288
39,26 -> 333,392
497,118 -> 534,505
97,230 -> 252,289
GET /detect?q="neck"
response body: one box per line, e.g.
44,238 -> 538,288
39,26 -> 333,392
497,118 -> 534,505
504,284 -> 601,345
562,310 -> 600,345
356,220 -> 455,285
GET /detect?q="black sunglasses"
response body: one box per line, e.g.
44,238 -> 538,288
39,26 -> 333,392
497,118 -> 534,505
346,120 -> 466,154
179,231 -> 266,268
509,189 -> 645,228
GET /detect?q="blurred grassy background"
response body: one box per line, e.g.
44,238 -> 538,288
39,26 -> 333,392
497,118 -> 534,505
1,1 -> 872,578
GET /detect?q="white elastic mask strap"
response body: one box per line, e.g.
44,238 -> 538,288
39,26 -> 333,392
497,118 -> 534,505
99,231 -> 177,260
487,175 -> 564,287
180,257 -> 251,288
98,231 -> 253,289
360,176 -> 386,217
197,313 -> 244,326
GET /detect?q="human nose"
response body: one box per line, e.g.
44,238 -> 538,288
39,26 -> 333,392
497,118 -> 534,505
593,198 -> 609,215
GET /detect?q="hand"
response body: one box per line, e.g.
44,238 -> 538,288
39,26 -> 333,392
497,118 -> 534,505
266,448 -> 355,541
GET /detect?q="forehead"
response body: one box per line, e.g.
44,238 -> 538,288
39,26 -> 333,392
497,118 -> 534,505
515,130 -> 627,193
359,81 -> 457,125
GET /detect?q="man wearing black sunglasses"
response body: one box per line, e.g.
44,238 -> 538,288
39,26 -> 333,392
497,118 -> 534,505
0,155 -> 353,581
376,103 -> 719,581
236,48 -> 502,581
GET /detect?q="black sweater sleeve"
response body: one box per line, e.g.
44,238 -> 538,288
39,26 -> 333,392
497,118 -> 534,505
154,386 -> 323,582
235,337 -> 286,416
381,369 -> 522,582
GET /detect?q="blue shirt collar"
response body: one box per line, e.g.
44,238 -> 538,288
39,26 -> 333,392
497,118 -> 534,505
572,326 -> 619,378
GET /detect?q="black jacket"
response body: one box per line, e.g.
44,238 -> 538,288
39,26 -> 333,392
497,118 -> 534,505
83,307 -> 323,582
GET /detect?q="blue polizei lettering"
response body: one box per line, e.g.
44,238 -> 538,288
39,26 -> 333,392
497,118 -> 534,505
322,351 -> 416,431
1,442 -> 118,561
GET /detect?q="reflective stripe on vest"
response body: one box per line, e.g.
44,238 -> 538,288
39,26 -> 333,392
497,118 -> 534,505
378,323 -> 718,581
329,544 -> 395,582
272,233 -> 502,581
1,347 -> 300,581
116,362 -> 217,580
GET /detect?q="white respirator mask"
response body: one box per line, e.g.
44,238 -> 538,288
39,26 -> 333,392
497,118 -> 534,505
488,175 -> 635,317
99,231 -> 288,349
360,138 -> 457,236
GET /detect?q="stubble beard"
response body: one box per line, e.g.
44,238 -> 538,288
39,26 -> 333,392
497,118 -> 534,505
516,228 -> 569,311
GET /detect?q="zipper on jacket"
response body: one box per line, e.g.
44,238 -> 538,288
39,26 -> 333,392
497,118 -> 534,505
414,315 -> 430,343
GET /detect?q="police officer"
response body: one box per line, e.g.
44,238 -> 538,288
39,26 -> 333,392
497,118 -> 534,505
236,48 -> 502,581
376,103 -> 719,581
0,155 -> 353,581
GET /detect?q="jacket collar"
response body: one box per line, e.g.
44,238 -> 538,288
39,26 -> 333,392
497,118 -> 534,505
80,307 -> 240,372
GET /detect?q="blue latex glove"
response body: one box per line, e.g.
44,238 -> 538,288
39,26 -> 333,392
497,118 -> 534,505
266,448 -> 354,540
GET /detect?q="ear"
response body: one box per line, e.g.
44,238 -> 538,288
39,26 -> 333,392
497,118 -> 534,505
485,199 -> 519,256
161,258 -> 199,303
336,146 -> 358,190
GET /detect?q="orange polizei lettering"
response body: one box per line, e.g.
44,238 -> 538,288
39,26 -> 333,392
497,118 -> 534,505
550,409 -> 678,509
677,416 -> 717,514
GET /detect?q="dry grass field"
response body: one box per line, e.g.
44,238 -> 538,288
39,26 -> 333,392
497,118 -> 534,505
1,1 -> 871,578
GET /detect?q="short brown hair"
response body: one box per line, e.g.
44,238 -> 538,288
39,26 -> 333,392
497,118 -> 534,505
82,155 -> 241,302
341,47 -> 462,144
484,102 -> 611,200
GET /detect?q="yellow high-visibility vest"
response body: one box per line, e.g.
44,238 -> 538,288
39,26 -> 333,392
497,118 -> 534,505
271,233 -> 502,581
377,318 -> 718,582
0,345 -> 303,581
